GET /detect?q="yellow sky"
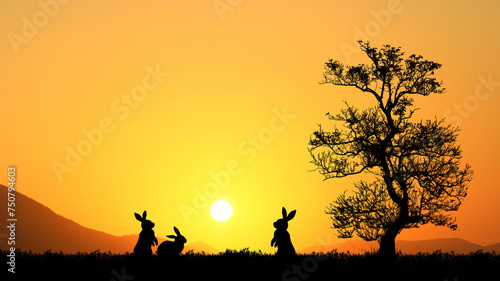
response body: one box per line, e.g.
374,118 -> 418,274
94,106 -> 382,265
1,0 -> 500,252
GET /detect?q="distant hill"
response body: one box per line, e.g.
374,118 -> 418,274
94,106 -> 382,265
483,242 -> 500,253
183,241 -> 220,254
397,238 -> 483,254
299,240 -> 378,254
0,185 -> 219,254
299,238 -> 489,255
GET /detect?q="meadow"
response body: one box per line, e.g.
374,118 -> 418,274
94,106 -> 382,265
3,249 -> 499,281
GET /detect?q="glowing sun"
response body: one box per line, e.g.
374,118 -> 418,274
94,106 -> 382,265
210,200 -> 233,221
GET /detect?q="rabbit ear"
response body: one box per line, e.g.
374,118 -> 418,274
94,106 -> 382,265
134,213 -> 143,222
286,210 -> 296,221
282,207 -> 287,219
167,235 -> 176,239
174,226 -> 181,236
142,210 -> 147,220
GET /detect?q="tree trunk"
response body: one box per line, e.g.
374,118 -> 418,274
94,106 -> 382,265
379,229 -> 397,260
378,206 -> 407,260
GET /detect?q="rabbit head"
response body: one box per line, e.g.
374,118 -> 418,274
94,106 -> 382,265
273,207 -> 296,230
135,210 -> 155,230
166,226 -> 187,244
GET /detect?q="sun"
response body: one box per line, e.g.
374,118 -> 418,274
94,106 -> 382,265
210,200 -> 233,221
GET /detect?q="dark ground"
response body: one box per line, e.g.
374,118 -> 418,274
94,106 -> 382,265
3,249 -> 499,281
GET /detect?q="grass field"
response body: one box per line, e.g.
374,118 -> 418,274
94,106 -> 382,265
3,249 -> 499,281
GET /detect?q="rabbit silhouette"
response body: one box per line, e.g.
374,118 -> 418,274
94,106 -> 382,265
157,226 -> 187,258
271,207 -> 297,258
133,210 -> 158,258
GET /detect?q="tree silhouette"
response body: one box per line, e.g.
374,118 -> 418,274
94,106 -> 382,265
308,41 -> 473,259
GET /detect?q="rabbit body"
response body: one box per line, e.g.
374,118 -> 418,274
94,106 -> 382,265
134,228 -> 157,257
271,207 -> 297,258
157,240 -> 183,257
133,211 -> 158,258
157,226 -> 187,258
272,228 -> 296,257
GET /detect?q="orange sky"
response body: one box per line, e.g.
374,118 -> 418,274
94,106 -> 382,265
1,0 -> 500,253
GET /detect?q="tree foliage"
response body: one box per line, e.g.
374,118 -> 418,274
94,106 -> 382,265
309,42 -> 473,257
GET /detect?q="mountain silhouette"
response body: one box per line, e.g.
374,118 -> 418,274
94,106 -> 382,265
299,238 -> 497,255
0,185 -> 218,254
483,242 -> 500,253
184,241 -> 220,254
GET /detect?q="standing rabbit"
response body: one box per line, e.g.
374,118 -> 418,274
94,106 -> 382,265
133,211 -> 158,258
157,226 -> 187,258
271,207 -> 297,258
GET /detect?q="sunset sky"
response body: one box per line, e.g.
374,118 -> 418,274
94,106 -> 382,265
1,0 -> 500,253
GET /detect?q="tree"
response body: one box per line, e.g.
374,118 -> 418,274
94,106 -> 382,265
308,41 -> 473,259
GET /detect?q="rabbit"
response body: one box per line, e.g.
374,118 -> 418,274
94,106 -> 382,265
271,207 -> 297,258
133,210 -> 158,258
157,226 -> 187,258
